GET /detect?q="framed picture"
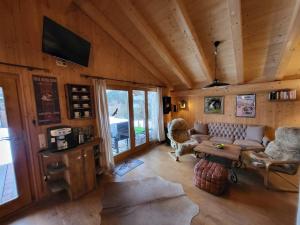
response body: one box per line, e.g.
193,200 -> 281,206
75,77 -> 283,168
236,94 -> 256,118
32,75 -> 61,125
204,96 -> 224,114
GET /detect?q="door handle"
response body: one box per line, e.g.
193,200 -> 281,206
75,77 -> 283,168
0,136 -> 23,143
83,154 -> 87,158
77,156 -> 82,160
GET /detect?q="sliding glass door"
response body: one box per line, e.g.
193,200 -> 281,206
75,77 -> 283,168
106,87 -> 158,157
106,90 -> 130,156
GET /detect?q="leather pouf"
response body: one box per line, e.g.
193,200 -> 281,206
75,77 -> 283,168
194,159 -> 228,195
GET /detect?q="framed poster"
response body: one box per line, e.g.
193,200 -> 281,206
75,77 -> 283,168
236,94 -> 256,118
204,96 -> 224,114
32,75 -> 61,125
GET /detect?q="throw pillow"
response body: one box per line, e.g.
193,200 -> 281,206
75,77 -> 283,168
194,121 -> 208,135
245,126 -> 264,143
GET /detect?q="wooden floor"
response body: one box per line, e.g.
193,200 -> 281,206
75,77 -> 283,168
3,144 -> 299,225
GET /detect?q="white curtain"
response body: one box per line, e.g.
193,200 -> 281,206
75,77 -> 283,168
93,79 -> 114,170
148,92 -> 158,141
156,87 -> 166,142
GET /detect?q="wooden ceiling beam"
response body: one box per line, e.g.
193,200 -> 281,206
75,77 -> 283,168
116,0 -> 193,89
173,0 -> 213,82
72,0 -> 173,89
274,0 -> 300,80
227,0 -> 244,84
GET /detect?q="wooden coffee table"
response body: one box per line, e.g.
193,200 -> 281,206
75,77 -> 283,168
194,141 -> 242,183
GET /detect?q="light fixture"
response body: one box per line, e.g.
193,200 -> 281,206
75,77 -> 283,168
203,41 -> 230,88
179,100 -> 187,109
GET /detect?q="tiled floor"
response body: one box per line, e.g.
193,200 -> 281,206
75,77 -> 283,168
0,163 -> 18,205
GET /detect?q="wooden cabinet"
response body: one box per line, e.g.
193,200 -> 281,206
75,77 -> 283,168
63,147 -> 96,200
83,147 -> 96,193
39,139 -> 100,200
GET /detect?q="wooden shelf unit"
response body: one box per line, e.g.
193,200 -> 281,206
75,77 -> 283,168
65,84 -> 95,120
268,89 -> 297,102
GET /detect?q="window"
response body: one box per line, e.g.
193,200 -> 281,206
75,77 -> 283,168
106,90 -> 130,156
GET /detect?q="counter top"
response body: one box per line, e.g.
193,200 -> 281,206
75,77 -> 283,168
39,138 -> 101,157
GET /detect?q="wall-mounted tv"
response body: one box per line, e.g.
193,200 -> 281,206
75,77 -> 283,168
42,16 -> 91,67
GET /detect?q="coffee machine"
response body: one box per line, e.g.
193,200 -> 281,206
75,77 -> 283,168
47,126 -> 75,151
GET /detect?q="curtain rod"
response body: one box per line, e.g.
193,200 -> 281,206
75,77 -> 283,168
0,61 -> 49,72
81,74 -> 166,88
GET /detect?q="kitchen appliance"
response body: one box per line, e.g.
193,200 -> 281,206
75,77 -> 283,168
47,126 -> 75,151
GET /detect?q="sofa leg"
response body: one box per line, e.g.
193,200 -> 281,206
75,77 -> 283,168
176,156 -> 179,161
264,165 -> 270,188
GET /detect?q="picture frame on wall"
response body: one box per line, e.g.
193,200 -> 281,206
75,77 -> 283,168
32,75 -> 61,125
236,94 -> 256,118
204,96 -> 224,114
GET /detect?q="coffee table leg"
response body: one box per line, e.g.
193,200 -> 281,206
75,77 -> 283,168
234,160 -> 243,168
230,169 -> 238,183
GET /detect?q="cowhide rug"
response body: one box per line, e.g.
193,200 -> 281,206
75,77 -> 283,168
100,176 -> 199,225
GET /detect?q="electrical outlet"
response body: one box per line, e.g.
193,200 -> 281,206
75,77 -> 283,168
38,133 -> 46,149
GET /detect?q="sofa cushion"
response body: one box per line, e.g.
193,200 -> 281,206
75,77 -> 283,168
207,123 -> 247,140
245,126 -> 264,143
209,136 -> 234,144
191,134 -> 210,143
233,139 -> 264,151
194,121 -> 208,135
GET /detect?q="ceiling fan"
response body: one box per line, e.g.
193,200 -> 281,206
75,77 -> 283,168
203,41 -> 230,88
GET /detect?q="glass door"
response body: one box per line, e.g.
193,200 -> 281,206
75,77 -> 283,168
0,75 -> 31,217
133,90 -> 146,147
106,89 -> 131,156
106,87 -> 159,157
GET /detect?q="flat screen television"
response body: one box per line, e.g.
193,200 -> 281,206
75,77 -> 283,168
42,16 -> 91,67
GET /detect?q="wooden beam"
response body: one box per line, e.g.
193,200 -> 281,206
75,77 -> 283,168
116,0 -> 193,89
274,0 -> 300,80
227,0 -> 244,84
171,79 -> 300,97
173,0 -> 213,82
72,0 -> 173,89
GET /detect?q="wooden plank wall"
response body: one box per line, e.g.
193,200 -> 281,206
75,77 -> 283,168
171,79 -> 300,139
0,0 -> 161,200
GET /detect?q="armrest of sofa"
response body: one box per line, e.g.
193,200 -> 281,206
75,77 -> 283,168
262,136 -> 270,147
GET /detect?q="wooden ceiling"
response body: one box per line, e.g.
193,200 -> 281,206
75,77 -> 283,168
74,0 -> 300,90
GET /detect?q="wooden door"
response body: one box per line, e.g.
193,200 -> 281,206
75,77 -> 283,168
83,147 -> 95,193
0,74 -> 31,218
64,149 -> 85,199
